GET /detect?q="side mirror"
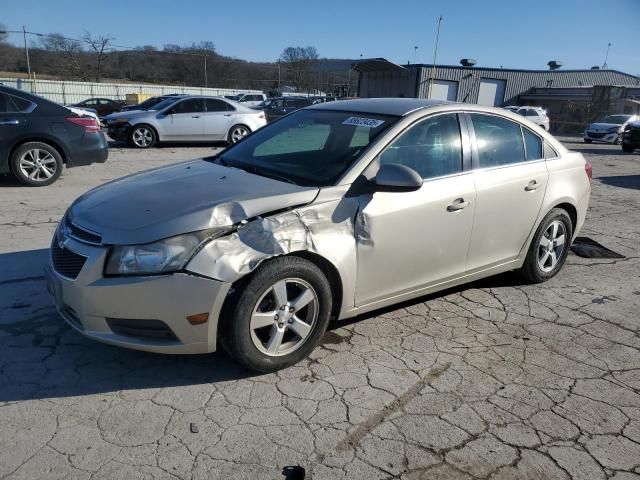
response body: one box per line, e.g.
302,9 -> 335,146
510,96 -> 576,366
374,164 -> 423,192
165,108 -> 175,115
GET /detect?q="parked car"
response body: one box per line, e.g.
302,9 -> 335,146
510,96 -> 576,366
622,121 -> 640,152
120,94 -> 185,112
46,98 -> 590,371
584,114 -> 640,144
0,86 -> 108,186
68,98 -> 123,117
232,93 -> 267,107
255,96 -> 313,122
104,96 -> 267,148
504,106 -> 550,130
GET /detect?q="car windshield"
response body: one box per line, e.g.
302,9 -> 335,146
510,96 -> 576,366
216,109 -> 398,186
148,98 -> 180,111
598,115 -> 632,124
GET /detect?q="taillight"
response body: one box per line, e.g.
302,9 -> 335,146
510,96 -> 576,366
585,161 -> 593,182
66,116 -> 101,133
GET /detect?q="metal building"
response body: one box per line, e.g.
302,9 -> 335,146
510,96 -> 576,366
355,58 -> 640,106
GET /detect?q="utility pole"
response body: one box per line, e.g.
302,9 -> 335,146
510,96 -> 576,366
602,42 -> 611,69
427,16 -> 443,99
203,50 -> 208,88
22,26 -> 32,82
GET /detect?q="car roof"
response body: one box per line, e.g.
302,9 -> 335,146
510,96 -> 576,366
308,98 -> 449,116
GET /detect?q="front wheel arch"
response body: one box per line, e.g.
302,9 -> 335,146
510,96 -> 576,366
129,123 -> 158,148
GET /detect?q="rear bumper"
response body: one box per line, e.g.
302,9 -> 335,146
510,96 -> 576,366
66,131 -> 109,167
45,235 -> 231,354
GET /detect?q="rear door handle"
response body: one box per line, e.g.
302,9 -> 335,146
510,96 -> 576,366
524,180 -> 538,191
0,119 -> 20,126
224,113 -> 232,117
192,115 -> 201,118
447,198 -> 471,212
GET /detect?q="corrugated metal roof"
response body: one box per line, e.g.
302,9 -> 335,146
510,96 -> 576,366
353,58 -> 407,73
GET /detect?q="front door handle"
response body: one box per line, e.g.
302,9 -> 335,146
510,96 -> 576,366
0,119 -> 20,126
224,113 -> 232,117
447,198 -> 471,212
191,115 -> 201,118
524,180 -> 538,191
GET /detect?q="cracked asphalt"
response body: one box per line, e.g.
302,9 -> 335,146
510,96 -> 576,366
1,138 -> 639,479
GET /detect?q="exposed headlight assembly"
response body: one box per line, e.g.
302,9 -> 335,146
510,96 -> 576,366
607,126 -> 621,133
105,228 -> 230,275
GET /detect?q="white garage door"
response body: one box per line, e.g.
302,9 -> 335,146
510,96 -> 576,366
429,80 -> 458,101
477,79 -> 506,106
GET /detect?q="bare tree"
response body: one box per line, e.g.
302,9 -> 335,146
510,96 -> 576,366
39,33 -> 88,80
82,32 -> 113,82
280,46 -> 319,91
0,23 -> 8,43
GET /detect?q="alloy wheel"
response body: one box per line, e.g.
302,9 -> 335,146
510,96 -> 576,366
230,126 -> 250,143
537,220 -> 566,272
132,127 -> 153,147
249,278 -> 319,357
18,148 -> 58,182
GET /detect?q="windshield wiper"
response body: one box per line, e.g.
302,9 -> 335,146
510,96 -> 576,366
242,165 -> 298,185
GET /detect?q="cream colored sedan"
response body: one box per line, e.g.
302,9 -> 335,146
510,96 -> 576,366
46,99 -> 591,372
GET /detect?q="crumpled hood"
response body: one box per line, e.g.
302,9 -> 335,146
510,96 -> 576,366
587,122 -> 623,131
104,110 -> 152,122
68,160 -> 319,245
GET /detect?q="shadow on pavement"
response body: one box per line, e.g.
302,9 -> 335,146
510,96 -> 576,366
598,174 -> 640,190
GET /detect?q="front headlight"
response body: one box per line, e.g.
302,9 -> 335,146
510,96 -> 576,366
105,228 -> 228,275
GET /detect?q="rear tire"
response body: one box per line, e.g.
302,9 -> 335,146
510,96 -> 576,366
129,125 -> 156,148
10,142 -> 63,187
227,125 -> 251,144
220,256 -> 332,373
519,208 -> 573,284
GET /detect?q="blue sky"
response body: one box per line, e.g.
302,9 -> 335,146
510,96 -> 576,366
2,0 -> 638,73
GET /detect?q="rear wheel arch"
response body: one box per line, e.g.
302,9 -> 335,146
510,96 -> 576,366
553,202 -> 577,233
9,138 -> 67,167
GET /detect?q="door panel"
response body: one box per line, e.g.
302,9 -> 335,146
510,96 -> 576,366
159,99 -> 204,140
203,99 -> 233,139
466,113 -> 549,271
355,175 -> 476,306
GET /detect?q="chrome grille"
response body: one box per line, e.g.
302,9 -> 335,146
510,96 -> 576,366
51,242 -> 87,280
64,217 -> 102,245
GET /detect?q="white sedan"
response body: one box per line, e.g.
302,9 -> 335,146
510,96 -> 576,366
104,96 -> 267,148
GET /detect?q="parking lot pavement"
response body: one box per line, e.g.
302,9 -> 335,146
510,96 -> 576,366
1,137 -> 639,479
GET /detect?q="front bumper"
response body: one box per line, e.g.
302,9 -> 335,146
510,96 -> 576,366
584,131 -> 620,144
45,236 -> 231,354
106,122 -> 131,142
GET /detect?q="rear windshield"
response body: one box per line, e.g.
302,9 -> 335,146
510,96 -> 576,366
217,109 -> 398,186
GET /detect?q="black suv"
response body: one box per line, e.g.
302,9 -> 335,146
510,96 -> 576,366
257,97 -> 313,122
622,121 -> 640,153
0,86 -> 108,186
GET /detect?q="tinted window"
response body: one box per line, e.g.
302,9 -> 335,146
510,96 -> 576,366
379,113 -> 462,179
173,99 -> 203,114
522,127 -> 543,160
0,93 -> 34,113
526,109 -> 538,117
295,99 -> 311,108
219,109 -> 396,186
205,99 -> 229,112
470,114 -> 525,167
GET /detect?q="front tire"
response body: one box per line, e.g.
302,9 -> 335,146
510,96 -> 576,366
10,142 -> 63,186
622,144 -> 635,153
221,256 -> 332,373
519,208 -> 573,283
129,125 -> 156,148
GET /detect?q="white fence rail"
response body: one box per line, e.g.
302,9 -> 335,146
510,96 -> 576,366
0,78 -> 262,105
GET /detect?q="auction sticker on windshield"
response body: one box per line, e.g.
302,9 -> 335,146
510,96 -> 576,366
342,117 -> 385,128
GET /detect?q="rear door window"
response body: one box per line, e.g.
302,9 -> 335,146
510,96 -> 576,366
522,127 -> 543,160
205,99 -> 229,112
469,113 -> 526,168
0,93 -> 35,113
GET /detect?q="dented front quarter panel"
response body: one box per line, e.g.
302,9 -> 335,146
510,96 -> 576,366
186,185 -> 362,316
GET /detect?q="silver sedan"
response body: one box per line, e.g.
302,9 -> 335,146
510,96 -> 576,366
46,98 -> 591,372
104,95 -> 267,148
